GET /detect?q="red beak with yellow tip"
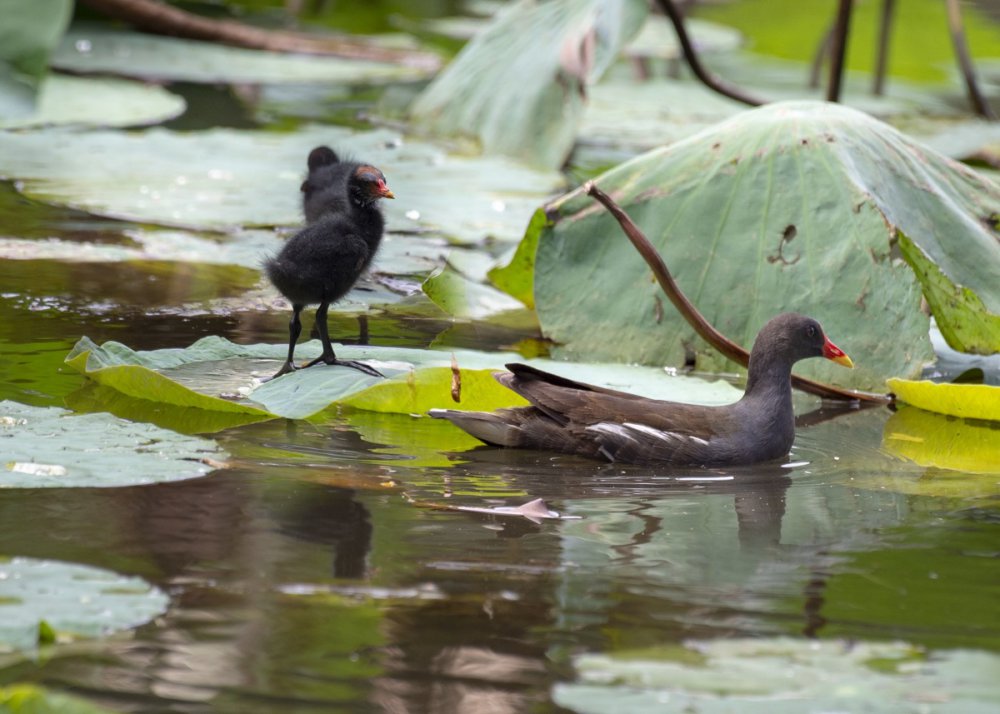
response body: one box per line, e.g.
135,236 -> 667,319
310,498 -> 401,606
822,337 -> 854,368
376,178 -> 395,199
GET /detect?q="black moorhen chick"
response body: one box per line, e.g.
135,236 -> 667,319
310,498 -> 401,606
265,146 -> 394,380
430,313 -> 854,466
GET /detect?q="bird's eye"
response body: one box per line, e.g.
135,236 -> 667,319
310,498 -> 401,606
806,324 -> 817,338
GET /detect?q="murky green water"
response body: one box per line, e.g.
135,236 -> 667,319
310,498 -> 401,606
1,215 -> 997,710
1,5 -> 999,711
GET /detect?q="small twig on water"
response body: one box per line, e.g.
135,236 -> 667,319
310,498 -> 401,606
584,181 -> 891,404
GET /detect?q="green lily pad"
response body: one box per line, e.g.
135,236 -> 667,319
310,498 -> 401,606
526,101 -> 1000,389
409,0 -> 648,169
0,684 -> 119,713
65,335 -> 742,423
0,125 -> 563,244
0,557 -> 168,652
0,0 -> 72,117
52,26 -> 435,85
1,400 -> 225,487
554,638 -> 1000,713
0,74 -> 185,130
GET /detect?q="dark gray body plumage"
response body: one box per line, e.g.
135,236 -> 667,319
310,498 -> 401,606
430,313 -> 841,466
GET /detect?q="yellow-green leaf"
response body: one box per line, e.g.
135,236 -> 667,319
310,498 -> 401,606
888,377 -> 1000,421
882,406 -> 1000,485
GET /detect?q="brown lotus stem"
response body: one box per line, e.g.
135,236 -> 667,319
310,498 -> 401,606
651,0 -> 764,107
78,0 -> 441,69
826,0 -> 853,103
585,181 -> 891,404
944,0 -> 996,119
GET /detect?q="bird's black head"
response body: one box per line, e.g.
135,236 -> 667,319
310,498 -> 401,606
752,312 -> 853,367
349,165 -> 395,207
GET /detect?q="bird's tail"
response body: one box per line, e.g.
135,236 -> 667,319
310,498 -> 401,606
428,409 -> 524,447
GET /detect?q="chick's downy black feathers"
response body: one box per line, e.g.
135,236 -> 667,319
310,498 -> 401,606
264,145 -> 394,380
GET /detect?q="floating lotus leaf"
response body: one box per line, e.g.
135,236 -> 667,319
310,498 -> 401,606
0,557 -> 168,651
528,101 -> 1000,390
555,638 -> 1000,713
52,26 -> 436,84
0,75 -> 185,130
0,124 -> 564,244
1,400 -> 225,487
65,335 -> 741,424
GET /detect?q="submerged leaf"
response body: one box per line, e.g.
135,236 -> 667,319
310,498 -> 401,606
409,0 -> 647,168
0,557 -> 168,652
0,684 -> 119,713
0,400 -> 226,487
887,377 -> 1000,422
528,101 -> 1000,389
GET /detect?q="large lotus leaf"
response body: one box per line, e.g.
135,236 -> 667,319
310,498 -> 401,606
0,125 -> 564,244
0,400 -> 225,487
898,231 -> 1000,354
529,101 -> 1000,390
65,335 -> 741,423
409,0 -> 647,169
554,638 -> 1000,713
0,75 -> 185,130
0,557 -> 168,652
0,0 -> 72,117
52,26 -> 435,84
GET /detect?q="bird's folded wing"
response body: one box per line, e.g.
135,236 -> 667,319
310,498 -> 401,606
498,363 -> 722,438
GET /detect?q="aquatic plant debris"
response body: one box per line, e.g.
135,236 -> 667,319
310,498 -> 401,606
453,498 -> 583,524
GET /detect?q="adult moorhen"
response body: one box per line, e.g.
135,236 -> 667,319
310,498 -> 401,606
265,146 -> 394,380
429,313 -> 854,466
